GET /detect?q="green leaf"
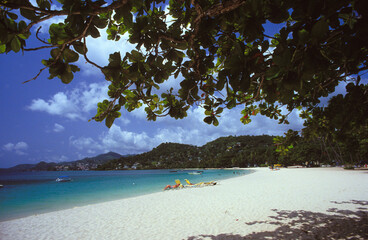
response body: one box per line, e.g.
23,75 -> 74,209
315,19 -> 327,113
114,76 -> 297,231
60,71 -> 73,84
88,26 -> 100,38
175,42 -> 188,50
265,66 -> 280,80
213,117 -> 219,126
130,50 -> 143,62
269,7 -> 289,24
204,110 -> 212,115
50,48 -> 61,59
63,48 -> 79,63
0,44 -> 6,54
7,12 -> 18,20
70,64 -> 80,72
114,6 -> 132,24
227,99 -> 236,109
311,19 -> 329,40
216,107 -> 224,114
119,96 -> 126,106
239,74 -> 250,91
93,17 -> 108,29
37,0 -> 51,10
105,115 -> 115,128
18,21 -> 27,32
152,96 -> 159,103
273,49 -> 292,67
10,36 -> 21,52
17,34 -> 29,40
108,52 -> 121,67
298,29 -> 309,44
204,116 -> 213,124
20,8 -> 37,20
72,42 -> 86,54
0,29 -> 7,43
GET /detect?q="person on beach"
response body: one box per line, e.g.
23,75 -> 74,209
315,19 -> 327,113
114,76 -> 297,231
163,183 -> 181,190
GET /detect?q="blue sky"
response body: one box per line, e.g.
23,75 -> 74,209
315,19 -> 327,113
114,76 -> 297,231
0,5 -> 321,168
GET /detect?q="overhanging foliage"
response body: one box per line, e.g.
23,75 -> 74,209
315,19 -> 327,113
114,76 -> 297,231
1,0 -> 367,129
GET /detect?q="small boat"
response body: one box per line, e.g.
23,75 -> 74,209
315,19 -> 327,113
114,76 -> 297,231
56,176 -> 72,182
188,171 -> 203,175
0,184 -> 3,188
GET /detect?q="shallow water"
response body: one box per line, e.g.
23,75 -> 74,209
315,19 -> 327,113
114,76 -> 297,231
0,169 -> 250,221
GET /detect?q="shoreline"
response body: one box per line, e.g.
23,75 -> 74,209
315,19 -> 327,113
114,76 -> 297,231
1,167 -> 367,239
0,168 -> 249,222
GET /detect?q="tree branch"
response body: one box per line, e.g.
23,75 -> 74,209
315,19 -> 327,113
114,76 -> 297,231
35,26 -> 51,44
205,0 -> 246,18
239,74 -> 265,105
0,0 -> 129,17
82,37 -> 103,70
23,43 -> 66,84
24,16 -> 96,82
23,14 -> 54,34
22,65 -> 49,84
91,82 -> 134,122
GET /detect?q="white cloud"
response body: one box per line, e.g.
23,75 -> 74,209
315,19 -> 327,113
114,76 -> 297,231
69,136 -> 103,151
28,92 -> 81,119
53,123 -> 65,132
146,105 -> 304,143
69,125 -> 155,155
59,155 -> 69,162
2,142 -> 29,155
87,149 -> 97,155
68,103 -> 304,156
101,125 -> 154,151
117,116 -> 131,125
48,155 -> 69,163
28,82 -> 109,120
78,30 -> 134,76
79,82 -> 109,112
3,143 -> 15,151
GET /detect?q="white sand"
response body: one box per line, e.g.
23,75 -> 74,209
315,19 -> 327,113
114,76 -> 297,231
1,168 -> 367,240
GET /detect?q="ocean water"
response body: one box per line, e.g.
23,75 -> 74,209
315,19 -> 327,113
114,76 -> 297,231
0,169 -> 250,221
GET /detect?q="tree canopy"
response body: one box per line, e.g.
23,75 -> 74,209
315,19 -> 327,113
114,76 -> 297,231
1,0 -> 367,129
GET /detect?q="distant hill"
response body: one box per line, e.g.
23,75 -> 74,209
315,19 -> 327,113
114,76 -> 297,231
68,152 -> 123,165
6,151 -> 123,171
94,142 -> 200,170
5,135 -> 279,171
96,135 -> 276,170
6,163 -> 38,171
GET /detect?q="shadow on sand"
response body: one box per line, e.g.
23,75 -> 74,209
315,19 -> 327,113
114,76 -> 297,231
187,200 -> 368,240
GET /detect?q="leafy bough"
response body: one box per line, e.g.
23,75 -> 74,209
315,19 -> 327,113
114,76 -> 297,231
1,0 -> 367,128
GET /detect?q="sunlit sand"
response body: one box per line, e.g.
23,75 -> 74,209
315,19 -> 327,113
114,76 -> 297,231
1,167 -> 367,239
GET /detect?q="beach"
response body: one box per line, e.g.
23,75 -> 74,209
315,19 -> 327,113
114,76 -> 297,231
1,167 -> 367,240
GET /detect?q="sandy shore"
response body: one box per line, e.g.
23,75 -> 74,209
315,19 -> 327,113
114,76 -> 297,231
1,167 -> 367,240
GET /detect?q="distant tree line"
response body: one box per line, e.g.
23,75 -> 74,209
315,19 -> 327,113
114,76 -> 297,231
6,133 -> 366,172
97,131 -> 368,170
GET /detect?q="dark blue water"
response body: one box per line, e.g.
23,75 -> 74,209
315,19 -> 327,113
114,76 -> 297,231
0,169 -> 250,221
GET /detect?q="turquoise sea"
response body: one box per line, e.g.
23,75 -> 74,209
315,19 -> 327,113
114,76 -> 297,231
0,169 -> 250,221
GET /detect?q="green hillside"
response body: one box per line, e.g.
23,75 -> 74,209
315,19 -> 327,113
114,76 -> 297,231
96,135 -> 276,170
6,152 -> 123,171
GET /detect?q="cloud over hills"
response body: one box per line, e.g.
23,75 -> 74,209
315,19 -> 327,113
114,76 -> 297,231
2,142 -> 29,155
